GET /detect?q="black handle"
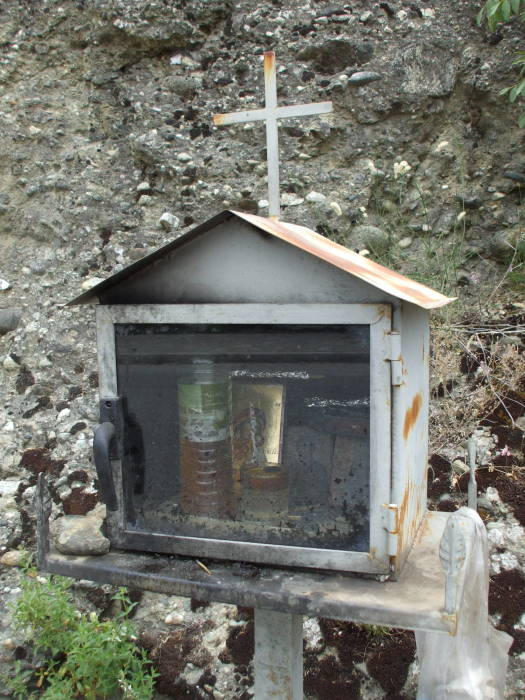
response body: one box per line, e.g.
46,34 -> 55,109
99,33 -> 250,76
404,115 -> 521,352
93,421 -> 118,511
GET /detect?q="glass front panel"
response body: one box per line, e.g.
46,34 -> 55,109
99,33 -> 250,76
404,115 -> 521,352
115,324 -> 370,552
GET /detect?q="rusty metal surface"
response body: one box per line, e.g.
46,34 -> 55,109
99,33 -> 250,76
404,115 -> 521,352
68,210 -> 455,309
232,211 -> 455,310
39,510 -> 456,634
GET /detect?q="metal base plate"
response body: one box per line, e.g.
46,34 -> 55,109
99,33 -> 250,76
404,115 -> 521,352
37,486 -> 455,634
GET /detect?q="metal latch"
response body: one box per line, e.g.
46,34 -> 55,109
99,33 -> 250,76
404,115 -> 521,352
383,503 -> 399,556
387,331 -> 403,386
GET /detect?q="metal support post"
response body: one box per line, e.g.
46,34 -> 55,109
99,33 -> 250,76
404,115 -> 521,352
253,609 -> 303,699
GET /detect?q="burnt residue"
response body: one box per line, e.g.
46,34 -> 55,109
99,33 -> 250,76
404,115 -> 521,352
19,448 -> 65,477
366,630 -> 416,696
309,620 -> 415,697
219,619 -> 254,668
481,389 -> 525,425
427,453 -> 452,499
15,365 -> 35,394
304,653 -> 360,699
62,487 -> 98,515
489,569 -> 525,655
403,393 -> 422,441
490,425 -> 525,451
140,624 -> 209,696
457,466 -> 525,526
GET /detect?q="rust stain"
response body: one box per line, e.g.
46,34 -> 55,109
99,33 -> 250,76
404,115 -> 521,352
264,50 -> 276,79
395,481 -> 412,562
403,393 -> 422,441
416,512 -> 433,543
213,113 -> 226,126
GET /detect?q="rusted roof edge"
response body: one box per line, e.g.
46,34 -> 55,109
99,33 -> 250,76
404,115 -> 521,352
67,209 -> 455,310
232,211 -> 455,310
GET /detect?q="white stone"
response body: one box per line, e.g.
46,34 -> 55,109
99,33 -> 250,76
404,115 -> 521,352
452,459 -> 468,474
393,160 -> 412,178
434,141 -> 449,153
305,191 -> 326,203
487,528 -> 505,547
281,193 -> 304,206
158,212 -> 180,230
499,551 -> 519,570
136,181 -> 151,192
0,480 -> 21,498
422,8 -> 435,18
329,201 -> 342,216
138,194 -> 153,206
398,237 -> 412,248
81,277 -> 104,291
486,486 -> 501,503
165,612 -> 185,625
177,152 -> 192,162
2,356 -> 18,371
506,525 -> 524,543
257,199 -> 269,209
2,421 -> 14,432
0,279 -> 10,291
57,408 -> 71,422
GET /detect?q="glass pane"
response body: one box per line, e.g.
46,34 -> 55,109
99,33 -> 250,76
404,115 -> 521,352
115,324 -> 370,552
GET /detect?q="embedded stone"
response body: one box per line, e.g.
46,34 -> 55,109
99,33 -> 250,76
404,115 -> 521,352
158,212 -> 180,230
347,71 -> 382,85
0,308 -> 21,335
53,514 -> 110,556
0,550 -> 24,567
305,191 -> 326,203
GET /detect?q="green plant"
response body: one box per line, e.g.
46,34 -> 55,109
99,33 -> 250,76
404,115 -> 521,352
366,167 -> 471,300
478,0 -> 525,126
3,571 -> 157,699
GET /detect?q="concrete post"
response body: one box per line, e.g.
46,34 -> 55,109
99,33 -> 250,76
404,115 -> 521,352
253,609 -> 303,699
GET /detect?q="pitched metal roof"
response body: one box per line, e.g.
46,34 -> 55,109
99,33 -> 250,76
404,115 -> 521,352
69,210 -> 455,309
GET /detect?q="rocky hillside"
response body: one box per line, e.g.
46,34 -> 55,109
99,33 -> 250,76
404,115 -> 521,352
0,0 -> 524,697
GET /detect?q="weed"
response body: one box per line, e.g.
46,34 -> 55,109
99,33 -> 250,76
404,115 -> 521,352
2,570 -> 157,699
365,167 -> 472,299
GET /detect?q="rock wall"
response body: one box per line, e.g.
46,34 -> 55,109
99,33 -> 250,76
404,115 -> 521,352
0,1 -> 524,698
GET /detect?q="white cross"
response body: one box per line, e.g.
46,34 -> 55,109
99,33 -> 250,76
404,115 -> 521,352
213,51 -> 332,219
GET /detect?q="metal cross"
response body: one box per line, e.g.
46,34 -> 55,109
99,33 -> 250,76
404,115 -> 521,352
213,51 -> 332,218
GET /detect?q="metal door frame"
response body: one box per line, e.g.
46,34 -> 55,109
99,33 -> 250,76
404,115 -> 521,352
96,303 -> 392,574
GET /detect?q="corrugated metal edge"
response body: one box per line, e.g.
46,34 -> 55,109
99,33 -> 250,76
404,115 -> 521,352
68,209 -> 455,309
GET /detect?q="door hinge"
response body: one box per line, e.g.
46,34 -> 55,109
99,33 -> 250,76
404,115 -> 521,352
387,331 -> 403,386
383,503 -> 399,556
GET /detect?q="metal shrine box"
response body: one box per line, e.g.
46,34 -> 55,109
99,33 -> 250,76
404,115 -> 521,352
70,210 -> 453,577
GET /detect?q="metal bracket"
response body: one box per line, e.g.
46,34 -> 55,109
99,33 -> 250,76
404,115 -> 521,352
383,503 -> 399,556
386,331 -> 403,386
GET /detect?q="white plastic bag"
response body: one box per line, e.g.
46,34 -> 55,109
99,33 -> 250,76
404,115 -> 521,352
415,507 -> 512,700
